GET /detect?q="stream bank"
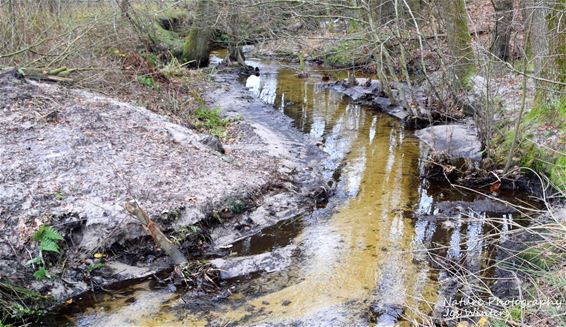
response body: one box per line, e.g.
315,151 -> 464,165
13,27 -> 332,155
0,66 -> 327,325
41,56 -> 546,327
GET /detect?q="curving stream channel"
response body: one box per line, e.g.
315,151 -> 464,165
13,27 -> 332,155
51,54 -> 527,326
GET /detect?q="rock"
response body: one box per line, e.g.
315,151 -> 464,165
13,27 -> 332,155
341,78 -> 382,101
288,22 -> 303,32
105,261 -> 160,280
382,105 -> 410,121
200,135 -> 225,154
415,123 -> 482,162
209,245 -> 296,279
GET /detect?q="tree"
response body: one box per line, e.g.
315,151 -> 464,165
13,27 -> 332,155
537,0 -> 566,103
182,0 -> 212,68
521,0 -> 549,75
443,0 -> 476,88
491,0 -> 514,60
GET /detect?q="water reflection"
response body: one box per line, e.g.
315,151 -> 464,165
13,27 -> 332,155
232,59 -> 522,325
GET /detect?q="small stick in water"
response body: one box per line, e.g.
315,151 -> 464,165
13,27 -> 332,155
124,199 -> 188,266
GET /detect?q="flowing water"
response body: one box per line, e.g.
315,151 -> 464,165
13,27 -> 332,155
52,54 -> 529,326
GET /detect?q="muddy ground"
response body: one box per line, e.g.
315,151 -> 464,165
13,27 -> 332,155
0,68 -> 327,302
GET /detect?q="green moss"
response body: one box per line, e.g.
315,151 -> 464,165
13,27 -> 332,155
192,107 -> 230,138
446,0 -> 475,89
182,26 -> 211,67
224,197 -> 246,214
498,99 -> 566,191
149,22 -> 184,57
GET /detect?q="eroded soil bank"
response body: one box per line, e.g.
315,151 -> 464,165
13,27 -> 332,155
0,67 -> 327,312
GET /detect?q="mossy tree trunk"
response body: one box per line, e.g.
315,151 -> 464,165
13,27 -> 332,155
521,0 -> 549,75
444,0 -> 476,89
182,0 -> 212,68
491,0 -> 514,61
535,0 -> 566,104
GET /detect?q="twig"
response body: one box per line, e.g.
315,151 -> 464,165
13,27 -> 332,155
124,199 -> 188,266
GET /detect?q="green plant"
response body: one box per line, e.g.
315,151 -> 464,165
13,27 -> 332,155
498,99 -> 566,190
160,55 -> 187,78
26,225 -> 64,281
517,244 -> 565,272
87,263 -> 105,273
136,75 -> 160,91
193,107 -> 230,138
0,281 -> 48,323
225,197 -> 246,214
139,50 -> 158,67
51,191 -> 64,201
171,225 -> 203,244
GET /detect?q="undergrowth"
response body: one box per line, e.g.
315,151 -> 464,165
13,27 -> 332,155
193,107 -> 231,138
0,281 -> 50,326
498,99 -> 566,191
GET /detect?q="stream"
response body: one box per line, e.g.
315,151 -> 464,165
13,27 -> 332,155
50,54 -> 529,326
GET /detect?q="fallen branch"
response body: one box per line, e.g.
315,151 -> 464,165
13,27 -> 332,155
17,67 -> 75,83
124,199 -> 188,266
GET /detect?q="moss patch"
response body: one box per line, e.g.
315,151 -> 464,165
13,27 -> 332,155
498,99 -> 566,191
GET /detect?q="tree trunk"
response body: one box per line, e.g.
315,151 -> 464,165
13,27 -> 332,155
443,0 -> 476,88
521,0 -> 549,75
226,10 -> 247,67
536,0 -> 566,103
228,46 -> 246,66
182,0 -> 212,68
491,0 -> 514,61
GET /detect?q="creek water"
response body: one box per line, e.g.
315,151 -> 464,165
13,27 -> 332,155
51,54 -> 528,326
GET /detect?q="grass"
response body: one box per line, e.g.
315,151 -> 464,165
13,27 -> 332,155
193,107 -> 231,138
0,281 -> 50,325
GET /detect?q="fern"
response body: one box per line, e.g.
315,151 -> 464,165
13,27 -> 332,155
39,239 -> 60,253
33,225 -> 64,242
33,267 -> 49,281
27,225 -> 64,280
